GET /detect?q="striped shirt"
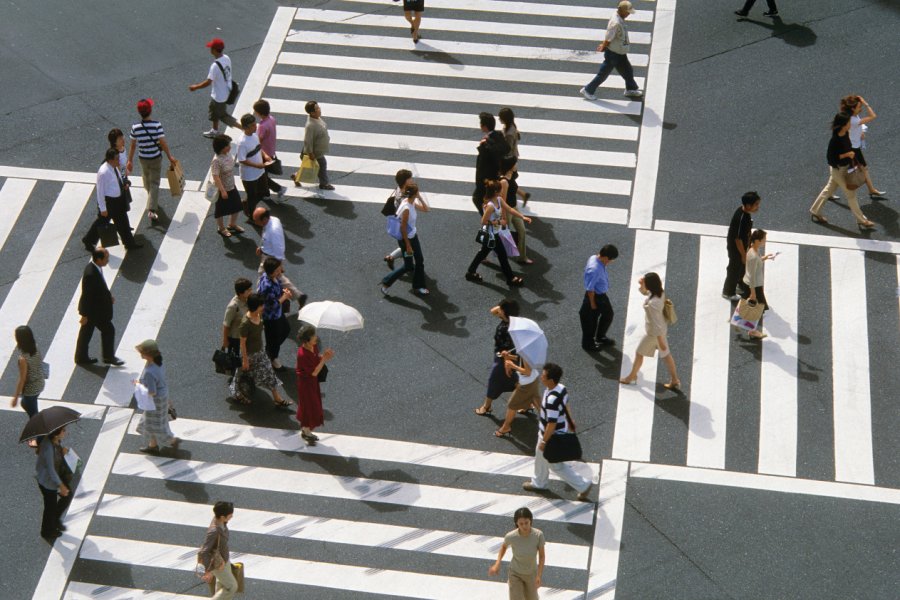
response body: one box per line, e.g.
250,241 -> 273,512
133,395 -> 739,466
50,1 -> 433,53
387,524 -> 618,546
129,120 -> 165,159
539,384 -> 570,436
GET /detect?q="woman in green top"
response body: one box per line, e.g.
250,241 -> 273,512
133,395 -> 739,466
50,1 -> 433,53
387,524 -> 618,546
231,293 -> 292,407
488,507 -> 545,600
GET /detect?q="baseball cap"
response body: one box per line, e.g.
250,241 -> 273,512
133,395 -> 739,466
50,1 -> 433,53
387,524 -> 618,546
136,98 -> 154,115
618,1 -> 635,13
206,38 -> 225,52
239,114 -> 256,128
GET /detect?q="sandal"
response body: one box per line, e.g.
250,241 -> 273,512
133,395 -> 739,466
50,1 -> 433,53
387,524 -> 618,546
273,398 -> 294,408
619,377 -> 637,385
507,276 -> 524,287
663,381 -> 681,391
217,228 -> 232,238
147,211 -> 158,222
494,429 -> 512,438
474,406 -> 492,416
227,225 -> 245,234
518,258 -> 534,265
809,213 -> 828,224
229,394 -> 252,405
465,272 -> 483,283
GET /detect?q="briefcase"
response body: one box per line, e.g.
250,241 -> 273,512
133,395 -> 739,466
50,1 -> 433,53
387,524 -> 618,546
98,221 -> 119,248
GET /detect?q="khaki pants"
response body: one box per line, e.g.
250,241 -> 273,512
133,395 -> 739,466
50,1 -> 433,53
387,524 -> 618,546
508,571 -> 539,600
212,561 -> 238,600
139,156 -> 163,211
509,214 -> 527,260
809,165 -> 867,223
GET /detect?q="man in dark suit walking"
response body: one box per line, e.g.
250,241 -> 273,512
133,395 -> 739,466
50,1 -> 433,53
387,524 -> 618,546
472,112 -> 510,213
75,248 -> 124,366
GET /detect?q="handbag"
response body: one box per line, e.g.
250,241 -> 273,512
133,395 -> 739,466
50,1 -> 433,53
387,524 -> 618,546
167,159 -> 185,197
318,363 -> 328,382
265,157 -> 283,176
737,297 -> 765,321
167,406 -> 177,421
475,226 -> 495,248
662,298 -> 678,325
542,390 -> 583,463
730,299 -> 763,332
845,162 -> 866,191
496,226 -> 519,257
98,219 -> 120,248
213,348 -> 241,374
214,60 -> 241,105
295,154 -> 320,185
380,194 -> 398,217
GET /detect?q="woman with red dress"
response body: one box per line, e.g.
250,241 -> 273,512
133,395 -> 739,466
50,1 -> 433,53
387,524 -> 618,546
295,324 -> 334,445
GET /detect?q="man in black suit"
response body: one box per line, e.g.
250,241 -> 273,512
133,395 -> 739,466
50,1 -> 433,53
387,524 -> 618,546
472,112 -> 510,214
74,248 -> 124,366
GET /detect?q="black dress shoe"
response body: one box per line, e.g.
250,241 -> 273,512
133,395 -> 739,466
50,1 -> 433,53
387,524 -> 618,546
41,530 -> 62,543
75,356 -> 98,365
582,343 -> 601,352
104,356 -> 125,366
734,9 -> 748,16
597,337 -> 615,346
56,522 -> 67,532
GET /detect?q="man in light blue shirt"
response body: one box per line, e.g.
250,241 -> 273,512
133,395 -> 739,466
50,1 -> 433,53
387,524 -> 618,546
579,244 -> 618,351
253,207 -> 307,311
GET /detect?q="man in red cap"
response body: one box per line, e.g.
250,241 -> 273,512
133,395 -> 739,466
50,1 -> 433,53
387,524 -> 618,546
126,98 -> 177,221
189,38 -> 239,138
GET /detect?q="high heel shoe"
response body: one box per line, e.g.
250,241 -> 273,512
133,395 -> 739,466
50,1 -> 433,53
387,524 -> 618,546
810,212 -> 828,224
663,381 -> 681,391
619,377 -> 637,385
869,190 -> 887,199
857,220 -> 875,229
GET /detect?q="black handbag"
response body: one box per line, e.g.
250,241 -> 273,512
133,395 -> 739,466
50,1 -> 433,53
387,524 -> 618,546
265,157 -> 283,176
98,220 -> 120,248
380,194 -> 398,217
167,406 -> 177,420
212,348 -> 240,374
542,390 -> 583,463
317,364 -> 328,382
476,226 -> 495,248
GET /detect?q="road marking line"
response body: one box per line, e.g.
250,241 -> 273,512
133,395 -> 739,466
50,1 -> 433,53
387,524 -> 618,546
347,0 -> 656,23
269,73 -> 642,116
276,182 -> 630,224
0,165 -> 200,190
830,249 -> 874,484
628,0 -> 676,229
79,536 -> 585,599
278,127 -> 637,169
31,407 -> 133,600
280,153 -> 633,196
41,189 -> 145,400
112,453 -> 595,525
277,50 -> 645,89
612,230 -> 669,462
98,493 -> 589,569
284,30 -> 649,68
585,460 -> 629,600
0,178 -> 35,252
293,8 -> 652,45
630,462 -> 900,504
0,396 -> 106,420
757,242 -> 799,477
65,582 -> 204,600
269,98 -> 638,141
94,192 -> 208,407
685,236 -> 731,469
0,183 -> 92,377
654,218 -> 900,256
125,415 -> 601,483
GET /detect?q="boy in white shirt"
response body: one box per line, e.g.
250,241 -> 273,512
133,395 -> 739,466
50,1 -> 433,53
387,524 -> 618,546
189,38 -> 239,138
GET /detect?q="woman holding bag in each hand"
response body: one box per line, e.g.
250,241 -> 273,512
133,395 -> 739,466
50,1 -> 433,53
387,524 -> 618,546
465,180 -> 528,287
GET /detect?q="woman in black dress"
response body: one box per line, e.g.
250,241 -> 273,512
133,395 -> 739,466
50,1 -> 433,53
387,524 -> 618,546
474,299 -> 519,416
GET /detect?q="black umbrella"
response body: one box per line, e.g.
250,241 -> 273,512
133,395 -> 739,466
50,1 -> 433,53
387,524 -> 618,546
19,406 -> 81,443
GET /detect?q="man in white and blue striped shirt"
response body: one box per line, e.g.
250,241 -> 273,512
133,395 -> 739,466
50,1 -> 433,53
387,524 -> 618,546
127,98 -> 176,222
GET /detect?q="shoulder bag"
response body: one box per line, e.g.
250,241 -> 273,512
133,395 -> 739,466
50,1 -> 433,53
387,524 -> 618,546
380,194 -> 398,217
662,298 -> 677,325
542,389 -> 583,463
214,61 -> 241,105
845,160 -> 866,191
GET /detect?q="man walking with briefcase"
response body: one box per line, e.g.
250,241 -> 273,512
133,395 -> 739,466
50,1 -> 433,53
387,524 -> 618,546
82,148 -> 140,252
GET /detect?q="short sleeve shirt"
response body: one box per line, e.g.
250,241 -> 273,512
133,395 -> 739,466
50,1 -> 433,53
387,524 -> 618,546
726,207 -> 752,254
223,295 -> 248,336
605,14 -> 630,54
211,153 -> 236,191
239,316 -> 264,355
504,528 -> 545,576
236,132 -> 264,182
397,198 -> 417,238
539,384 -> 570,436
257,115 -> 277,157
140,362 -> 168,400
583,255 -> 609,294
207,55 -> 232,103
130,120 -> 165,160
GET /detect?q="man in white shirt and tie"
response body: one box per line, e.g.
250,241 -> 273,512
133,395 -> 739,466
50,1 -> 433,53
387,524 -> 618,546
252,207 -> 307,310
83,148 -> 140,251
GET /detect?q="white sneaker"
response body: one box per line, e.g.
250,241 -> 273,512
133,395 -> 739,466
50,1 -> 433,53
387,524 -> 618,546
624,89 -> 644,98
202,128 -> 219,138
415,288 -> 430,296
579,87 -> 597,101
271,358 -> 282,369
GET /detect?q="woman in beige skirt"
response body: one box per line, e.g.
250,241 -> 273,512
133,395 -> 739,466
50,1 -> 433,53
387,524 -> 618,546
493,353 -> 541,438
619,272 -> 681,390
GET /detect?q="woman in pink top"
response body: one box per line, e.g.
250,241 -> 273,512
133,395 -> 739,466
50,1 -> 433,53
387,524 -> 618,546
253,99 -> 287,200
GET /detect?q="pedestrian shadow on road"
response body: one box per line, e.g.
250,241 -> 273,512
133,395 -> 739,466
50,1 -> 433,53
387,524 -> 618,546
592,347 -> 624,381
738,15 -> 817,47
304,194 -> 359,220
411,46 -> 463,66
526,216 -> 560,249
384,280 -> 471,338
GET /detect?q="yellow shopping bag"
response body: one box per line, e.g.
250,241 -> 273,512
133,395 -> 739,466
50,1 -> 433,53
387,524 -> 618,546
293,154 -> 319,185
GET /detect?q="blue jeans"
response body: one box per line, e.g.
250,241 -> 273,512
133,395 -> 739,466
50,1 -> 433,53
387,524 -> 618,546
382,235 -> 425,289
21,395 -> 39,418
585,49 -> 639,94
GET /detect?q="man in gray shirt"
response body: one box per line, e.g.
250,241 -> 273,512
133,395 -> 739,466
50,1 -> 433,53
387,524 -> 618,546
580,1 -> 643,100
303,100 -> 335,190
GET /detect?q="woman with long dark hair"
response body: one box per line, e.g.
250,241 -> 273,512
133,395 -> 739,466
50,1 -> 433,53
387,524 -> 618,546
498,107 -> 531,206
10,325 -> 44,420
465,180 -> 525,287
839,95 -> 885,199
135,339 -> 179,454
619,272 -> 680,390
499,156 -> 534,265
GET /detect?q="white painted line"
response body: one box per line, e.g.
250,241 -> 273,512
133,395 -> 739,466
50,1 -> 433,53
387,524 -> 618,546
0,178 -> 35,252
347,0 -> 655,23
125,416 -> 601,483
630,462 -> 900,504
277,127 -> 637,169
0,165 -> 201,191
42,189 -> 145,400
65,582 -> 204,600
293,8 -> 652,45
284,30 -> 650,68
269,74 -> 642,116
276,182 -> 630,225
98,494 -> 589,569
830,249 -> 874,484
0,183 -> 92,378
896,256 -> 900,323
585,460 -> 629,600
280,153 -> 633,196
278,50 -> 645,90
31,407 -> 133,600
757,242 -> 799,477
685,236 -> 731,470
655,219 -> 900,256
0,396 -> 106,420
79,536 -> 585,600
612,230 -> 669,462
112,453 -> 595,525
628,0 -> 675,229
268,98 -> 638,141
94,192 -> 208,407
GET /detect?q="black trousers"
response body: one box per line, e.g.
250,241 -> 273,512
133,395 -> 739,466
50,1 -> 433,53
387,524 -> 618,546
722,251 -> 747,296
84,196 -> 135,247
39,484 -> 72,537
741,0 -> 777,12
579,292 -> 614,346
242,174 -> 270,216
263,315 -> 290,361
472,185 -> 485,214
467,234 -> 514,282
75,318 -> 115,361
